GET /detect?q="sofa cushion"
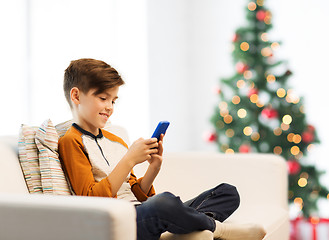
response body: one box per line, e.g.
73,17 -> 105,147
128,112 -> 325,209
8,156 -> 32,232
0,136 -> 29,194
35,119 -> 71,195
18,124 -> 43,194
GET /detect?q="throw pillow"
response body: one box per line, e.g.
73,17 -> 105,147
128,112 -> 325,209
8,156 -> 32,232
55,119 -> 74,138
18,124 -> 43,194
35,119 -> 71,195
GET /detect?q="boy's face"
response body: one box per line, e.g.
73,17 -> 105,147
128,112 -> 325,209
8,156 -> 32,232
74,86 -> 119,135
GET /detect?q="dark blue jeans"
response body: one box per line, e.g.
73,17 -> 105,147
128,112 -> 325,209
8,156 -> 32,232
136,183 -> 240,240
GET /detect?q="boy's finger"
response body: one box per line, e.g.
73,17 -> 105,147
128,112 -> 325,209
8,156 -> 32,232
149,148 -> 158,154
159,134 -> 164,142
146,138 -> 158,144
158,141 -> 163,155
150,142 -> 159,149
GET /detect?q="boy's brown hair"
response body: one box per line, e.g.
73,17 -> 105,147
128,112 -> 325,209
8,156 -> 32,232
63,58 -> 125,108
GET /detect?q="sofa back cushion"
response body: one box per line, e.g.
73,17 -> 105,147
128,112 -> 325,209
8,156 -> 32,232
0,136 -> 29,194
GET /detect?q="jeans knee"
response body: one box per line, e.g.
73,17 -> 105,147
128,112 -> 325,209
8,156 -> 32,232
149,192 -> 183,216
221,183 -> 240,210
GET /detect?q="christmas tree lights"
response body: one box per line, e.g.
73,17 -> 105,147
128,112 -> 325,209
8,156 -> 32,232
209,0 -> 328,217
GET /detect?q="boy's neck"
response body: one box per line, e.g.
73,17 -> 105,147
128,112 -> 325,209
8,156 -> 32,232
72,123 -> 103,139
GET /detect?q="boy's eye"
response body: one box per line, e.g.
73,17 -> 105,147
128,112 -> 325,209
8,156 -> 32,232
100,97 -> 107,101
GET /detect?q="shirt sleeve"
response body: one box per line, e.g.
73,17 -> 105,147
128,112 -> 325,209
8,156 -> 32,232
58,134 -> 114,198
129,170 -> 156,202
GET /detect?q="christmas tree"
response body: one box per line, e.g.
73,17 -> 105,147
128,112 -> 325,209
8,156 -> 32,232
210,0 -> 328,217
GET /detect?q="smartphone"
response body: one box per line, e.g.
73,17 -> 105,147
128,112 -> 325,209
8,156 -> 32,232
151,121 -> 170,141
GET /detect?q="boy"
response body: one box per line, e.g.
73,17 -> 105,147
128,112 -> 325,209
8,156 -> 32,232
58,58 -> 266,240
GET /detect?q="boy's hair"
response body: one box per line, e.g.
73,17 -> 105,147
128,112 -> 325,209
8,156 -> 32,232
63,58 -> 125,108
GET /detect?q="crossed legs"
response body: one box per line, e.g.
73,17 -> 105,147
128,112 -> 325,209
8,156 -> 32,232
136,183 -> 266,240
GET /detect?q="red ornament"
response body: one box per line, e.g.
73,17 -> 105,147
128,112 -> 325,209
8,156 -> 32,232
232,33 -> 239,42
213,86 -> 221,94
239,144 -> 251,153
256,10 -> 267,21
302,131 -> 314,143
261,107 -> 278,119
248,88 -> 259,98
287,160 -> 301,175
204,132 -> 217,142
236,62 -> 248,74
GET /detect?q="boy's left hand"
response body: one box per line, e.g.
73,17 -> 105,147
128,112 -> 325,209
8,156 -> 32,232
147,134 -> 164,169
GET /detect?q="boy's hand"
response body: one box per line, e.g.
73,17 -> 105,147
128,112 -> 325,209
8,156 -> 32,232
139,134 -> 165,194
147,134 -> 164,170
125,137 -> 159,166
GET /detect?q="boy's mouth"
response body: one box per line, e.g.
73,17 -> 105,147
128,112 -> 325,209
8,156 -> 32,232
99,113 -> 109,120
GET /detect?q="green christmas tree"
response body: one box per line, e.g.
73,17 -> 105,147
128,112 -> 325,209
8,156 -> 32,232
210,0 -> 328,217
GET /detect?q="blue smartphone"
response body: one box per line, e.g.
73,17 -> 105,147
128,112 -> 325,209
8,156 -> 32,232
151,121 -> 170,141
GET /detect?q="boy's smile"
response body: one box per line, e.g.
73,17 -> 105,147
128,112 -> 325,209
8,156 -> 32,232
72,86 -> 119,136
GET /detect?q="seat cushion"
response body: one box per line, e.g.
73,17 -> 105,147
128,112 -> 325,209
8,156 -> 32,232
225,204 -> 290,240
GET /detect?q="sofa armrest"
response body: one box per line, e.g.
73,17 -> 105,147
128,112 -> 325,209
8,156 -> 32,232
0,194 -> 136,240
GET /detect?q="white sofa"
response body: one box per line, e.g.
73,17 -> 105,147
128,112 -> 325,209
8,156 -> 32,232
0,129 -> 290,240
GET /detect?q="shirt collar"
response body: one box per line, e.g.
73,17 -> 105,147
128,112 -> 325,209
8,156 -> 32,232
72,123 -> 103,139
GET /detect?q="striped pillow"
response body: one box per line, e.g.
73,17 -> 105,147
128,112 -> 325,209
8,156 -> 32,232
35,119 -> 71,195
18,125 -> 43,194
55,119 -> 73,138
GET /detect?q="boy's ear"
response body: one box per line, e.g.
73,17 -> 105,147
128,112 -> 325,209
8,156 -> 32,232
70,87 -> 80,105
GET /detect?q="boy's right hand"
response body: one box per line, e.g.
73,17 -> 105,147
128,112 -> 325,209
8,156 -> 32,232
125,138 -> 159,166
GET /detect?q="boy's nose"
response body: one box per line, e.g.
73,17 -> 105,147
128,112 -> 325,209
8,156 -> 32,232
106,103 -> 113,111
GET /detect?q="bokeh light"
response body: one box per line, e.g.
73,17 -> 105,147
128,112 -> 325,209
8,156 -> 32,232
260,33 -> 268,42
237,80 -> 246,88
266,74 -> 276,83
283,115 -> 292,124
248,2 -> 257,11
232,95 -> 241,104
251,132 -> 260,141
243,126 -> 253,136
250,94 -> 259,103
226,129 -> 235,138
271,42 -> 280,50
273,146 -> 282,154
237,108 -> 247,118
225,148 -> 235,154
291,146 -> 300,155
224,115 -> 233,124
240,42 -> 250,51
273,127 -> 282,136
298,177 -> 308,187
277,88 -> 286,98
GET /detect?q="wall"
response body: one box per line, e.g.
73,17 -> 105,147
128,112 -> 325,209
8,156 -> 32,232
147,0 -> 247,151
146,0 -> 329,216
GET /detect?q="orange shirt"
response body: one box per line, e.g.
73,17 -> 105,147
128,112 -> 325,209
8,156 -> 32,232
58,124 -> 155,202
